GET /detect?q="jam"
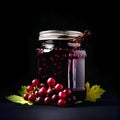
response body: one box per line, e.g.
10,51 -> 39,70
36,30 -> 88,100
37,46 -> 69,87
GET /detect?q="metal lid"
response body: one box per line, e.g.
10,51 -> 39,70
39,30 -> 83,40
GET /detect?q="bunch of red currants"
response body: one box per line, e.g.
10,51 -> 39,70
23,77 -> 77,107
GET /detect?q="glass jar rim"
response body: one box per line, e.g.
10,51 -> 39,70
39,30 -> 83,40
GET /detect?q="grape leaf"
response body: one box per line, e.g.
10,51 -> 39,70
18,85 -> 27,96
6,95 -> 33,105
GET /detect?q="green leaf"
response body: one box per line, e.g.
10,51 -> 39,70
74,101 -> 83,104
85,82 -> 106,102
5,95 -> 33,105
18,85 -> 27,96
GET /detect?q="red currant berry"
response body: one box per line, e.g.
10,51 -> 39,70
55,83 -> 63,92
58,91 -> 66,99
38,87 -> 47,96
44,96 -> 51,104
27,85 -> 34,92
32,79 -> 40,87
39,83 -> 46,88
38,67 -> 42,73
63,88 -> 72,96
35,97 -> 44,104
51,94 -> 58,102
23,93 -> 30,100
47,88 -> 54,96
28,94 -> 36,102
57,99 -> 66,107
34,90 -> 39,97
47,77 -> 56,87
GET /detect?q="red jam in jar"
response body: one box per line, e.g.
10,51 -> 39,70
36,30 -> 88,100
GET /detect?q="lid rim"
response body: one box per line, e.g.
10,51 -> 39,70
39,30 -> 83,41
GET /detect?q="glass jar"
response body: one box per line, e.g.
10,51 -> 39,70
36,30 -> 88,100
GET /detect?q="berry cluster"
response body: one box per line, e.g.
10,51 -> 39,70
23,77 -> 76,107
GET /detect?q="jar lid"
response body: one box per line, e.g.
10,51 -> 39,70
39,30 -> 83,40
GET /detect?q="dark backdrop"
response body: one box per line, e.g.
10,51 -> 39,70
1,2 -> 119,97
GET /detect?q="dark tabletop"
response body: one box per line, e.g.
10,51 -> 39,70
0,92 -> 120,120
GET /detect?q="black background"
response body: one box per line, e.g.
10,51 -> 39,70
0,1 -> 119,97
0,2 -> 119,120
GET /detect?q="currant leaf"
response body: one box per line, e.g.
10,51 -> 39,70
74,101 -> 83,104
18,85 -> 27,96
5,95 -> 33,105
85,82 -> 105,102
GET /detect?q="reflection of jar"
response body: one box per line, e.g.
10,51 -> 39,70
36,30 -> 87,100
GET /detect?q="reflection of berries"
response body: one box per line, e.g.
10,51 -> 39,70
71,95 -> 77,102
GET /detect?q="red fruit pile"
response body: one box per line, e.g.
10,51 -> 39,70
23,77 -> 76,107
